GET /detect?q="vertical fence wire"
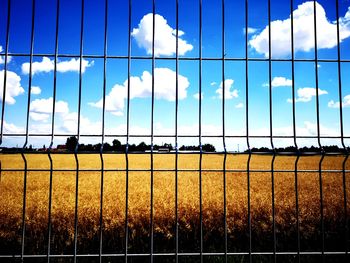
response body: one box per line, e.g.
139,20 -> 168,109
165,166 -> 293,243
221,1 -> 228,262
98,0 -> 108,262
125,0 -> 132,262
175,0 -> 179,262
20,0 -> 36,260
290,0 -> 301,262
150,0 -> 156,261
47,0 -> 60,261
312,1 -> 326,261
267,1 -> 277,262
73,1 -> 85,262
244,1 -> 252,263
198,1 -> 203,262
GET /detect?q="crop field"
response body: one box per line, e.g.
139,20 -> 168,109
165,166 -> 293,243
0,153 -> 349,262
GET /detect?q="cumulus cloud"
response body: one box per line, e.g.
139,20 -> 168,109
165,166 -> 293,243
1,113 -> 345,149
193,92 -> 203,100
249,2 -> 350,57
287,87 -> 328,103
22,57 -> 94,75
328,94 -> 350,108
249,121 -> 340,149
0,46 -> 3,64
249,121 -> 338,137
30,97 -> 69,122
0,70 -> 25,104
25,98 -> 102,137
298,121 -> 339,137
89,85 -> 125,116
243,27 -> 258,34
29,112 -> 51,122
215,79 -> 239,99
263,77 -> 293,87
89,67 -> 190,115
0,119 -> 24,134
131,13 -> 193,56
0,45 -> 11,65
235,102 -> 244,108
30,86 -> 41,95
59,112 -> 102,135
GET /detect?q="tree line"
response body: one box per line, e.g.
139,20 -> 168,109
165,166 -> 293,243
1,137 -> 348,153
65,136 -> 216,152
244,145 -> 349,153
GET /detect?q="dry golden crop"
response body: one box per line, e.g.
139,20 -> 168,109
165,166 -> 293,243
0,153 -> 349,258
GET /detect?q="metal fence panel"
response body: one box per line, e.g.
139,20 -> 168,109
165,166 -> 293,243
0,0 -> 349,263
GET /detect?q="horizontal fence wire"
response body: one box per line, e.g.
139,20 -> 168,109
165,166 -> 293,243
0,0 -> 349,263
2,53 -> 350,62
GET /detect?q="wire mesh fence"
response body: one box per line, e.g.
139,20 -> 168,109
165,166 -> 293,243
0,0 -> 350,262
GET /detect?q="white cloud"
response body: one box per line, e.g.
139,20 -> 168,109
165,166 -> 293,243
328,94 -> 350,108
1,112 -> 347,149
0,70 -> 25,104
30,112 -> 51,122
149,122 -> 222,137
249,121 -> 337,138
249,2 -> 350,57
287,87 -> 328,103
193,92 -> 203,100
0,45 -> 3,64
22,57 -> 94,75
131,13 -> 193,56
264,77 -> 293,87
235,102 -> 244,108
0,45 -> 12,65
30,86 -> 41,95
0,119 -> 24,134
59,112 -> 102,135
89,84 -> 125,116
246,121 -> 343,150
210,82 -> 217,86
25,98 -> 102,137
30,97 -> 69,122
215,79 -> 239,99
89,67 -> 190,115
111,111 -> 124,117
243,27 -> 258,34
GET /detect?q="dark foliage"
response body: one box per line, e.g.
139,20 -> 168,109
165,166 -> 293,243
179,143 -> 216,152
65,136 -> 78,152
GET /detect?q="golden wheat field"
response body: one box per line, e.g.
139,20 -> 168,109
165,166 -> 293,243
0,153 -> 349,257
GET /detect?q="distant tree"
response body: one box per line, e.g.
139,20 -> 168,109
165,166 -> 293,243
202,143 -> 215,152
279,146 -> 297,152
163,143 -> 173,151
84,144 -> 94,151
128,144 -> 137,151
66,136 -> 78,151
300,146 -> 320,153
112,139 -> 122,151
323,145 -> 340,153
178,144 -> 215,152
137,142 -> 148,151
103,142 -> 112,151
259,147 -> 271,152
153,144 -> 159,151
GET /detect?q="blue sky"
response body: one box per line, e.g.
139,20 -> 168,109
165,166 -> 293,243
1,0 -> 350,150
